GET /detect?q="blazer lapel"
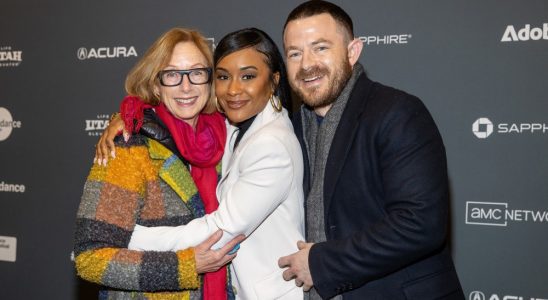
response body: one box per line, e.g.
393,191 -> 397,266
223,102 -> 281,174
221,121 -> 237,174
323,74 -> 374,219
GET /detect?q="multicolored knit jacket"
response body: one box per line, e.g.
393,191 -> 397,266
74,133 -> 224,299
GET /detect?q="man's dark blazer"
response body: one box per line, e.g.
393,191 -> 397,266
292,73 -> 464,299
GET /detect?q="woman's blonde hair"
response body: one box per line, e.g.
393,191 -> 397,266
125,28 -> 216,113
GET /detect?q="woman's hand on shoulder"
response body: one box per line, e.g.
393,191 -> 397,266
94,113 -> 128,166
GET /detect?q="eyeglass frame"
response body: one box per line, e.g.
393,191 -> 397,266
157,67 -> 213,86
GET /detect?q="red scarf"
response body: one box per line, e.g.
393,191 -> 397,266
121,96 -> 227,300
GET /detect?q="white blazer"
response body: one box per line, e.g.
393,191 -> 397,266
129,100 -> 305,299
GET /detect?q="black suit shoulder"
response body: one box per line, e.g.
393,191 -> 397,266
352,77 -> 443,150
362,79 -> 433,124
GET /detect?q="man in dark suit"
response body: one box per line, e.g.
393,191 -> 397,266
278,1 -> 464,299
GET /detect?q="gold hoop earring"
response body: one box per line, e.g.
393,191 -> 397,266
270,94 -> 282,112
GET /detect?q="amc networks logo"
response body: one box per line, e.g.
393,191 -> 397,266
466,201 -> 548,227
470,291 -> 548,300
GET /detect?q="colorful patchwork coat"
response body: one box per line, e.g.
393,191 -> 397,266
74,134 -> 222,299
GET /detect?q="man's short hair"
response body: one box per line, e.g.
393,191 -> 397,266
283,0 -> 354,41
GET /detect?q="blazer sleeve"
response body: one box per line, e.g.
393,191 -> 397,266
310,94 -> 450,297
128,133 -> 295,251
73,144 -> 200,291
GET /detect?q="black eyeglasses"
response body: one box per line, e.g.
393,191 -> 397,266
158,68 -> 212,86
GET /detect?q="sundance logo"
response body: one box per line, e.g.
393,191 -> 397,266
0,46 -> 22,67
501,23 -> 548,42
466,201 -> 548,227
359,34 -> 412,45
0,107 -> 22,141
472,117 -> 548,139
85,114 -> 110,136
469,290 -> 548,300
0,181 -> 26,193
77,46 -> 137,60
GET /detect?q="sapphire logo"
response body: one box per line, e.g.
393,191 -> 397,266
501,23 -> 548,42
77,46 -> 137,60
472,118 -> 493,139
359,34 -> 412,45
472,117 -> 548,138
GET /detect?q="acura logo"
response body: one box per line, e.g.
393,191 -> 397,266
77,47 -> 87,60
472,117 -> 493,139
469,291 -> 485,300
76,46 -> 137,60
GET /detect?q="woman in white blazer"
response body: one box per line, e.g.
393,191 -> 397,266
124,28 -> 305,300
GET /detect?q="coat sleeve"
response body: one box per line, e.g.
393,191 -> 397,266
73,144 -> 200,291
309,94 -> 450,298
128,133 -> 295,251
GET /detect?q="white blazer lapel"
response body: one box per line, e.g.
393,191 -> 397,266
232,100 -> 281,150
221,121 -> 238,175
218,100 -> 283,193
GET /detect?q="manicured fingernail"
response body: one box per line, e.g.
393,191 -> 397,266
93,157 -> 97,164
123,132 -> 130,142
111,150 -> 115,159
102,158 -> 107,166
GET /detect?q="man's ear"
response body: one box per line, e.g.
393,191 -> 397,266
347,38 -> 363,66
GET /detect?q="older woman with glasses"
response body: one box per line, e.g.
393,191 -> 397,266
73,28 -> 244,300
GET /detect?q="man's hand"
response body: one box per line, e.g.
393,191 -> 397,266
278,241 -> 314,291
194,230 -> 245,274
94,113 -> 127,166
